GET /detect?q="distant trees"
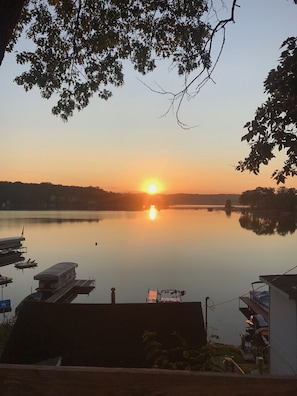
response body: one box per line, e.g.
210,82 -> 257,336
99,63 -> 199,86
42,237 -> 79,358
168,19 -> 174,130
0,181 -> 150,210
239,187 -> 297,211
239,212 -> 297,236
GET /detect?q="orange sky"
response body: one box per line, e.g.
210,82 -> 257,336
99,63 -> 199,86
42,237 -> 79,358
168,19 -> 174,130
1,1 -> 297,195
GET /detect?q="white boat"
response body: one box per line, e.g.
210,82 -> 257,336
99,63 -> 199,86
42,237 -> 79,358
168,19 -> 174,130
146,289 -> 186,303
0,236 -> 25,251
0,275 -> 13,286
15,259 -> 38,270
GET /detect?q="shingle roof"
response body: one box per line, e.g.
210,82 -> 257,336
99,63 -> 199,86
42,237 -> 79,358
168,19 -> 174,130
1,301 -> 206,368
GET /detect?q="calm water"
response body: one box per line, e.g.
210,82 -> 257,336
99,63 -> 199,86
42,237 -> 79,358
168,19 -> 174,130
0,208 -> 296,345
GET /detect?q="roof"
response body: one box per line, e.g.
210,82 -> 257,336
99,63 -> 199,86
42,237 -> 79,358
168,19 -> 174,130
34,262 -> 78,281
1,301 -> 206,368
260,275 -> 297,300
0,236 -> 25,250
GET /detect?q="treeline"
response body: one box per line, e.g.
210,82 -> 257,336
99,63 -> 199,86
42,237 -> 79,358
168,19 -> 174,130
0,182 -> 241,211
0,182 -> 150,210
239,187 -> 297,212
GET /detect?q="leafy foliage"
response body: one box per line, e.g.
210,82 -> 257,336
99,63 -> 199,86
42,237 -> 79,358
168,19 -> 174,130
237,37 -> 297,183
239,212 -> 297,236
239,186 -> 297,211
0,317 -> 16,356
10,0 -> 214,121
143,330 -> 223,372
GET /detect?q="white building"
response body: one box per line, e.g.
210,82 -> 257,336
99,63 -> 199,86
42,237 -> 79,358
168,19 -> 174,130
260,274 -> 297,375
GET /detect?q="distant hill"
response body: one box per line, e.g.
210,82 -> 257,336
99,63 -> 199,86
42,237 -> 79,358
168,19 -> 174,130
0,181 -> 240,210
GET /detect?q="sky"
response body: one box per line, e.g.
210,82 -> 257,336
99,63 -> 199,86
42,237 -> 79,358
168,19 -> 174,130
1,0 -> 297,194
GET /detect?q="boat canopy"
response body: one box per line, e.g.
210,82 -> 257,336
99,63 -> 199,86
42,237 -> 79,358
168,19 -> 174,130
34,262 -> 78,281
0,236 -> 25,250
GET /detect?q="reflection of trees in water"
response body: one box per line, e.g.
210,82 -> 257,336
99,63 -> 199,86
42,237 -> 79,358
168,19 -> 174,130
239,212 -> 297,235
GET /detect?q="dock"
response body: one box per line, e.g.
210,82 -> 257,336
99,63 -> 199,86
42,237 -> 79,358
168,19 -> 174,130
239,296 -> 269,323
0,276 -> 13,286
34,262 -> 95,304
45,279 -> 95,303
0,236 -> 25,251
0,236 -> 26,267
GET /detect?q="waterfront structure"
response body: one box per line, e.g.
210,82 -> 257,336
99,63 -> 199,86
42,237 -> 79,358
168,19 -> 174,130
260,274 -> 297,376
1,301 -> 206,367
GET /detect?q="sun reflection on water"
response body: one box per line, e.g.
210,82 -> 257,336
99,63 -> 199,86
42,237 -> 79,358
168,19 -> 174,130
148,205 -> 157,221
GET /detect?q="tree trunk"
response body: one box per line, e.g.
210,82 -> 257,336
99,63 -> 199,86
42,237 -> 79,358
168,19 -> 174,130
0,0 -> 25,66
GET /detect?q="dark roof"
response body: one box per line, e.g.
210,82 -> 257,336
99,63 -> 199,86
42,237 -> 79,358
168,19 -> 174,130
1,301 -> 206,368
260,274 -> 297,299
34,262 -> 78,280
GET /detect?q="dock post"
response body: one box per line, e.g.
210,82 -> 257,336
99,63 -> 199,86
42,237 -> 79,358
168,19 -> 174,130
205,296 -> 209,339
111,287 -> 116,304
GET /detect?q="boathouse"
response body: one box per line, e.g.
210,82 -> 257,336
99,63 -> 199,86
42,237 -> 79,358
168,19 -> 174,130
33,262 -> 95,302
260,274 -> 297,375
1,301 -> 206,367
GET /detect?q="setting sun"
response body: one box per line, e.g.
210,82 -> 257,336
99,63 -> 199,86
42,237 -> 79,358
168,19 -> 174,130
147,184 -> 158,195
141,179 -> 164,195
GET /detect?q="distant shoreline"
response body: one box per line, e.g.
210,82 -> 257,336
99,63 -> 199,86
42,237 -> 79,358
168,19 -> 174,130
168,205 -> 247,210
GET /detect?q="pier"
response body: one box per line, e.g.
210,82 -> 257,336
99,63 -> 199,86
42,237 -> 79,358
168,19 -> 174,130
34,262 -> 95,303
45,279 -> 95,303
0,236 -> 26,267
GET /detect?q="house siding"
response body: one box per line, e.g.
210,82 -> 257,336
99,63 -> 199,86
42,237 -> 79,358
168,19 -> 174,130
270,288 -> 297,375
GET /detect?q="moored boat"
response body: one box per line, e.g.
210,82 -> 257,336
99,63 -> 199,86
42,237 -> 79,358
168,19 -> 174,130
15,259 -> 38,270
0,275 -> 13,286
239,281 -> 269,323
146,289 -> 186,303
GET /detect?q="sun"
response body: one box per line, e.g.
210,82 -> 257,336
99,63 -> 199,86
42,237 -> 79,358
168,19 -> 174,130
147,184 -> 158,195
141,179 -> 164,195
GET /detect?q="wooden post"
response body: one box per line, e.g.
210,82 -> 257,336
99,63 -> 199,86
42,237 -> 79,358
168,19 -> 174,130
111,287 -> 115,304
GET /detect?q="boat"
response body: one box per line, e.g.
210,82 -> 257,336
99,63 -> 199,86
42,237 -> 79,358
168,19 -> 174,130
32,262 -> 95,303
0,275 -> 13,286
239,281 -> 270,359
146,289 -> 186,303
239,281 -> 269,323
0,236 -> 25,251
0,251 -> 25,267
15,259 -> 38,270
0,235 -> 26,267
34,262 -> 78,295
249,281 -> 269,311
240,313 -> 269,354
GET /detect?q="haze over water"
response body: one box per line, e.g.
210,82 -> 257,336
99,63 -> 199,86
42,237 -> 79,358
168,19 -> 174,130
1,208 -> 296,345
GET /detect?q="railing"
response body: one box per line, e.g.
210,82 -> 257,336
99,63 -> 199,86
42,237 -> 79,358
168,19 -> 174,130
0,365 -> 297,396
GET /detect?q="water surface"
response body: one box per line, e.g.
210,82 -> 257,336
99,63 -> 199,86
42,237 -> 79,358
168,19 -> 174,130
0,208 -> 296,344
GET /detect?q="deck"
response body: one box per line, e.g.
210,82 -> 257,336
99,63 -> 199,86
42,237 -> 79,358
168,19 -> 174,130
1,365 -> 297,396
0,236 -> 25,251
44,279 -> 95,303
239,296 -> 269,323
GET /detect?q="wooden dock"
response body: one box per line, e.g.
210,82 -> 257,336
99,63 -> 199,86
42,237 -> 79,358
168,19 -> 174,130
45,279 -> 95,303
239,296 -> 269,323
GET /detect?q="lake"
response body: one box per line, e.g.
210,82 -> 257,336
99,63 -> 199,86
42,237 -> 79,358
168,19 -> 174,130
0,208 -> 296,345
